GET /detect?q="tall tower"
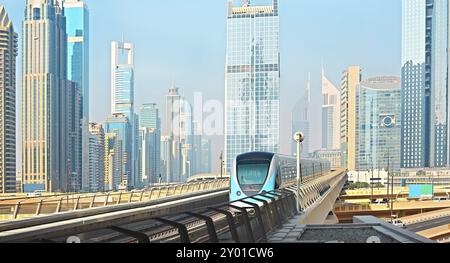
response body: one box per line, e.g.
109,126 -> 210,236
22,0 -> 68,192
322,68 -> 341,150
111,40 -> 136,188
139,103 -> 161,185
64,0 -> 90,192
0,6 -> 18,193
401,0 -> 450,169
225,0 -> 280,172
88,123 -> 105,192
340,66 -> 361,171
291,74 -> 311,157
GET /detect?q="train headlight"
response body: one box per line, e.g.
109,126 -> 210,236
237,191 -> 242,197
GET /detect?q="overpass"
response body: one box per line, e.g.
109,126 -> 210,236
0,169 -> 348,243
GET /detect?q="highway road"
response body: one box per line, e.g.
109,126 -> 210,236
407,216 -> 450,233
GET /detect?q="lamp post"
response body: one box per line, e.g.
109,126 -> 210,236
294,132 -> 305,213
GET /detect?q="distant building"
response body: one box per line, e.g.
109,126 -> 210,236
312,149 -> 342,169
104,132 -> 117,191
139,103 -> 161,186
66,81 -> 82,192
340,66 -> 362,171
105,113 -> 131,190
88,123 -> 105,192
0,6 -> 17,193
291,75 -> 311,157
322,68 -> 340,150
64,0 -> 90,192
356,76 -> 402,172
225,0 -> 280,172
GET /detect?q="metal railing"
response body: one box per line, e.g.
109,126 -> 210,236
0,180 -> 229,221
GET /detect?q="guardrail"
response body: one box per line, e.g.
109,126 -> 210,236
0,189 -> 298,243
0,180 -> 229,221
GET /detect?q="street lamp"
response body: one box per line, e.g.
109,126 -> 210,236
294,132 -> 304,213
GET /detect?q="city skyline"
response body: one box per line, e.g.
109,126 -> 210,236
1,0 -> 402,172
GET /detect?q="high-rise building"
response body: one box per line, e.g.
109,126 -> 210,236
0,6 -> 18,193
401,0 -> 450,169
340,66 -> 362,171
22,0 -> 68,193
105,113 -> 131,190
225,0 -> 280,172
111,40 -> 137,188
64,0 -> 90,192
88,123 -> 104,193
66,81 -> 82,192
356,76 -> 402,172
322,69 -> 341,150
104,132 -> 117,191
139,103 -> 161,186
291,75 -> 311,157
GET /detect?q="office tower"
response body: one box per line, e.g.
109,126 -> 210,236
104,132 -> 117,191
160,135 -> 174,183
64,0 -> 90,192
401,0 -> 450,168
180,100 -> 194,179
0,6 -> 17,193
105,113 -> 131,190
88,123 -> 105,193
66,81 -> 82,192
111,40 -> 137,188
22,0 -> 68,192
291,75 -> 311,157
139,103 -> 161,185
356,76 -> 402,172
322,69 -> 341,150
340,66 -> 362,171
225,0 -> 280,172
200,138 -> 212,174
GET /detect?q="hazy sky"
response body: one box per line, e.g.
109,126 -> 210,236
2,0 -> 401,172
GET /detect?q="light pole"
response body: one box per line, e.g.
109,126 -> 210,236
294,132 -> 304,213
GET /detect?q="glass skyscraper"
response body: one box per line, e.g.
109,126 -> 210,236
139,103 -> 161,185
401,0 -> 450,168
64,0 -> 90,192
0,6 -> 18,193
105,113 -> 131,190
225,0 -> 280,172
22,0 -> 68,192
291,75 -> 311,157
322,69 -> 341,150
356,76 -> 402,172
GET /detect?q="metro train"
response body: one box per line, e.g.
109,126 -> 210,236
229,152 -> 331,202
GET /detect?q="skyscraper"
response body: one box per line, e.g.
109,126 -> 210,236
401,0 -> 450,168
139,103 -> 161,186
22,0 -> 68,192
64,0 -> 90,192
88,123 -> 104,192
0,6 -> 18,193
225,0 -> 280,172
66,81 -> 82,192
340,66 -> 362,171
356,76 -> 402,172
322,69 -> 341,150
105,113 -> 131,190
291,75 -> 311,157
111,40 -> 137,188
164,85 -> 182,182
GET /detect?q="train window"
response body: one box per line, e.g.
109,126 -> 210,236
237,162 -> 270,185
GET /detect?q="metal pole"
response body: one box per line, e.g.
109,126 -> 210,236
297,140 -> 301,212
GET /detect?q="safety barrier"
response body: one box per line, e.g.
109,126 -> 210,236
0,180 -> 229,221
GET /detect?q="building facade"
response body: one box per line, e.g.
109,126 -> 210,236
291,75 -> 311,157
64,0 -> 90,192
225,0 -> 280,172
0,6 -> 17,193
139,103 -> 161,186
356,76 -> 402,172
340,66 -> 362,171
88,123 -> 104,193
66,81 -> 82,192
312,149 -> 342,169
105,113 -> 131,190
322,69 -> 341,150
401,0 -> 450,169
22,0 -> 68,192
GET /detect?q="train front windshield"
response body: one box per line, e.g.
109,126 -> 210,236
237,162 -> 270,185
